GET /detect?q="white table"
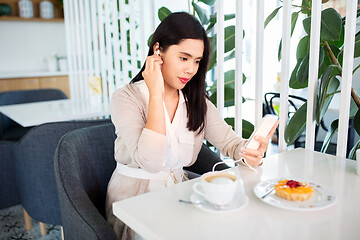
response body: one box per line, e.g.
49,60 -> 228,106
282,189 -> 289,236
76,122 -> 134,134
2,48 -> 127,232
0,99 -> 110,127
113,148 -> 360,240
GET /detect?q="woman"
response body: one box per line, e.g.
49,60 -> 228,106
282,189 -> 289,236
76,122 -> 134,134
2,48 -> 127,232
106,12 -> 277,239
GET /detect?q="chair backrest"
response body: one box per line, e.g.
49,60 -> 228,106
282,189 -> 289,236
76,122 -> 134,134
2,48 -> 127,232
0,140 -> 19,210
54,123 -> 117,240
0,89 -> 68,139
13,119 -> 111,225
184,144 -> 228,175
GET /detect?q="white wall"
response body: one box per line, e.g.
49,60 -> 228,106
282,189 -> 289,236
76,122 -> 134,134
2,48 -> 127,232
0,21 -> 67,73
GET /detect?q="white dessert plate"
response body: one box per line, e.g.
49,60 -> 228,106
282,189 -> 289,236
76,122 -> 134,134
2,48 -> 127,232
254,178 -> 336,211
190,188 -> 249,214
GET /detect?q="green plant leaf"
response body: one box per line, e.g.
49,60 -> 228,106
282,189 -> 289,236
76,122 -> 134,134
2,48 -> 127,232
207,25 -> 239,70
348,139 -> 360,160
285,102 -> 307,145
278,12 -> 299,62
328,25 -> 344,48
329,45 -> 341,63
276,11 -> 298,61
278,40 -> 282,61
301,0 -> 311,15
354,109 -> 360,135
316,64 -> 341,124
209,86 -> 245,107
224,50 -> 235,61
147,33 -> 153,47
264,6 -> 282,28
320,119 -> 338,153
295,53 -> 310,87
318,45 -> 332,77
317,64 -> 340,102
209,13 -> 236,23
225,25 -> 236,53
199,0 -> 216,6
296,36 -> 310,60
290,46 -> 324,89
354,34 -> 360,58
350,94 -> 359,118
291,12 -> 299,36
303,8 -> 342,42
192,2 -> 209,25
289,60 -> 303,89
275,11 -> 299,61
337,50 -> 343,67
208,52 -> 216,71
208,36 -> 217,71
158,7 -> 171,21
208,70 -> 246,94
225,13 -> 236,21
317,76 -> 340,123
207,14 -> 236,34
224,118 -> 254,138
206,22 -> 215,33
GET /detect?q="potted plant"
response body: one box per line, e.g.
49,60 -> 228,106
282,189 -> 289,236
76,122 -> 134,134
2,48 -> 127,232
265,0 -> 360,158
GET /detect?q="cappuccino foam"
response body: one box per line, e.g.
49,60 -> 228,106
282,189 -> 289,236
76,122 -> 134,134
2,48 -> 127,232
204,173 -> 237,183
210,177 -> 233,184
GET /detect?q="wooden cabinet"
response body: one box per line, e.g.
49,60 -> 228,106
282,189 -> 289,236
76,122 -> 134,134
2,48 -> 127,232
0,75 -> 70,98
39,76 -> 70,97
0,0 -> 64,22
0,78 -> 39,91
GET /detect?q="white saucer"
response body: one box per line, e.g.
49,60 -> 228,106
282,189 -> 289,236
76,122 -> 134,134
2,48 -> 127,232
190,189 -> 249,214
254,178 -> 336,211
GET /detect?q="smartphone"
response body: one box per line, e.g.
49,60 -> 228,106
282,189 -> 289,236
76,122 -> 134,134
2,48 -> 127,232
244,115 -> 278,150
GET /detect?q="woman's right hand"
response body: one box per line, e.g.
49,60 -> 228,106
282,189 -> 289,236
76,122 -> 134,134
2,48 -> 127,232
142,52 -> 164,97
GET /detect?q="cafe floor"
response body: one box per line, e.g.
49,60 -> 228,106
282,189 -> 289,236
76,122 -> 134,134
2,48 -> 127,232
0,205 -> 61,240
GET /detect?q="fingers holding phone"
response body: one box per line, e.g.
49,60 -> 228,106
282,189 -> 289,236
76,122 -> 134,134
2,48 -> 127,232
240,116 -> 279,168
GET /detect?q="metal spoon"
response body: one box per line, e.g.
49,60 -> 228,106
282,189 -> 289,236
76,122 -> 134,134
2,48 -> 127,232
178,199 -> 227,210
261,187 -> 275,199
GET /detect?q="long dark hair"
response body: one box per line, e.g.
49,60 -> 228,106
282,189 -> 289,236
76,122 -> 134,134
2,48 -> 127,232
132,12 -> 210,134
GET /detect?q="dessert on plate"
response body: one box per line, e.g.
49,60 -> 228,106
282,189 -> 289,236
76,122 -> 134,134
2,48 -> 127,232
274,179 -> 314,201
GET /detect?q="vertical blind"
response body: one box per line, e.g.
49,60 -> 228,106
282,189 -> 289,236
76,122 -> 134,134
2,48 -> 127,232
64,0 -> 150,104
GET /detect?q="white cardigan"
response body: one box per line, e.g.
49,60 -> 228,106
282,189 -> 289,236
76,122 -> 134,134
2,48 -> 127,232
106,80 -> 245,239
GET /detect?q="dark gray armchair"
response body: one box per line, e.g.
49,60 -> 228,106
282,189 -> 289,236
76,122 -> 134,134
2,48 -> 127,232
184,145 -> 229,175
54,123 -> 226,239
0,89 -> 67,141
0,89 -> 67,211
54,123 -> 118,240
0,140 -> 20,210
13,119 -> 111,234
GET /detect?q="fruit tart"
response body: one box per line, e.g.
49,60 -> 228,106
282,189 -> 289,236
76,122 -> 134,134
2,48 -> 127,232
274,179 -> 314,201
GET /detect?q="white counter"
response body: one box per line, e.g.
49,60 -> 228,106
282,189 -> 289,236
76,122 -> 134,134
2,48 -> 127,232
0,71 -> 68,79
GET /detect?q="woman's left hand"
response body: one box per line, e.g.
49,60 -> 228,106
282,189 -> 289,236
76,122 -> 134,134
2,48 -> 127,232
241,121 -> 279,168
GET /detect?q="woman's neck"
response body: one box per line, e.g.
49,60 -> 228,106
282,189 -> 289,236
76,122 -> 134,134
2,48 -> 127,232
163,85 -> 179,103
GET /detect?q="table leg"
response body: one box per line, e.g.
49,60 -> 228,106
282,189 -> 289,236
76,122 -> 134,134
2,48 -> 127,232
23,208 -> 32,231
39,222 -> 47,235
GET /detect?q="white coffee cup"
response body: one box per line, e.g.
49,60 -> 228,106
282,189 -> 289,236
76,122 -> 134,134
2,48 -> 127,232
193,171 -> 238,206
356,149 -> 360,176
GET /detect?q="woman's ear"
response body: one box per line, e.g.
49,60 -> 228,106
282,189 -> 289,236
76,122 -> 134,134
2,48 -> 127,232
153,42 -> 160,55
